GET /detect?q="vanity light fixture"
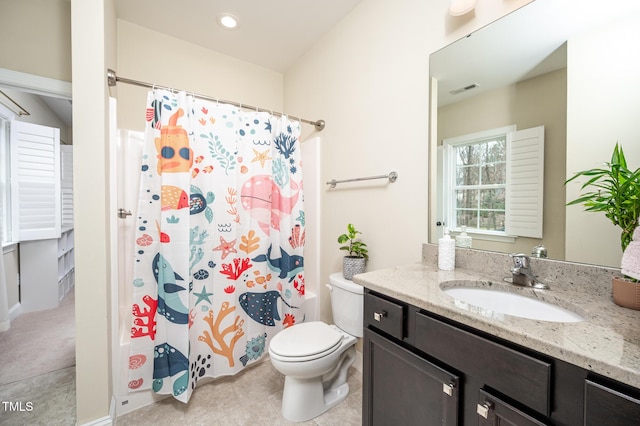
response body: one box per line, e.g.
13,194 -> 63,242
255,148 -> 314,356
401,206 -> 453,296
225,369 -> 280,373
217,13 -> 239,30
449,0 -> 478,16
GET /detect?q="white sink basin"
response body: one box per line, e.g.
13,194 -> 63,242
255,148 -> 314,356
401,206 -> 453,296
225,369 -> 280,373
442,287 -> 584,323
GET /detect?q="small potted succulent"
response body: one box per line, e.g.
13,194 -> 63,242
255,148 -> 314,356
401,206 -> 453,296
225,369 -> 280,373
565,143 -> 640,309
338,223 -> 369,280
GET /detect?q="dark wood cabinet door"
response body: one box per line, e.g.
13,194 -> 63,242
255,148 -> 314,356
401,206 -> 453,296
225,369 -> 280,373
363,328 -> 460,426
477,390 -> 549,426
584,379 -> 640,426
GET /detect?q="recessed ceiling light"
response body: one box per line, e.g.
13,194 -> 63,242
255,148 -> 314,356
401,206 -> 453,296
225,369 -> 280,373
217,14 -> 239,30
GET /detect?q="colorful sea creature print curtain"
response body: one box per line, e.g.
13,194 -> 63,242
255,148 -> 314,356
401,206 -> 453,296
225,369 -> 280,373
127,90 -> 306,403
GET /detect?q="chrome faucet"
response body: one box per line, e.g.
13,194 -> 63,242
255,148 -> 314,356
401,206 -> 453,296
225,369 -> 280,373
509,253 -> 549,289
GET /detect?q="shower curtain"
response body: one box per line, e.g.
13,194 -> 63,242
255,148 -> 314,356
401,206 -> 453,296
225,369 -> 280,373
127,90 -> 306,402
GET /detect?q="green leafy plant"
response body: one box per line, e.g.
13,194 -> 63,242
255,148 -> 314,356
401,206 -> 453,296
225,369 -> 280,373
565,143 -> 640,252
337,223 -> 369,260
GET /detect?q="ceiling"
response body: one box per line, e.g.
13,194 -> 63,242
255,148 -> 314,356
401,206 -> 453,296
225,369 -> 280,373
16,0 -> 362,132
114,0 -> 363,73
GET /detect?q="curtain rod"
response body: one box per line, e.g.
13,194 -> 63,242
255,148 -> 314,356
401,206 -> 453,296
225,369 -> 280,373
106,69 -> 325,131
0,89 -> 30,117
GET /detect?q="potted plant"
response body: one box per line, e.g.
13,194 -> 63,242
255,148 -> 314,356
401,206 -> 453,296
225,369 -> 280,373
338,223 -> 369,280
565,143 -> 640,309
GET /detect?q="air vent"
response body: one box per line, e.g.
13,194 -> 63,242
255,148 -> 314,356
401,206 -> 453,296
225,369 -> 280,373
450,83 -> 479,95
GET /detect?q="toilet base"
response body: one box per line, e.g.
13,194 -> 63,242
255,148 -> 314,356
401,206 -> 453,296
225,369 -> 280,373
280,346 -> 356,422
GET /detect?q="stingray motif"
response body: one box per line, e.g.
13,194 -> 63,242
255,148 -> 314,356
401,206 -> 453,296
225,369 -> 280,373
152,253 -> 189,324
239,291 -> 297,326
153,342 -> 189,396
252,245 -> 304,282
240,175 -> 299,234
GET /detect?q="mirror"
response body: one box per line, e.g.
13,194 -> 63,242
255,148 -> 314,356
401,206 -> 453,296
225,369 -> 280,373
429,0 -> 640,268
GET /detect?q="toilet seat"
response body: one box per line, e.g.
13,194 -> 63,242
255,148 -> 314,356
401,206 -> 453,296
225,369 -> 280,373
269,322 -> 344,362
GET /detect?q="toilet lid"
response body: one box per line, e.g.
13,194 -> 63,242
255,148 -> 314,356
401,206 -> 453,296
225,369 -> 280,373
269,321 -> 343,358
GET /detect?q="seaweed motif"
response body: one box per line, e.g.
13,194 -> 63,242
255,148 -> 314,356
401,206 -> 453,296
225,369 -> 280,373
239,230 -> 260,254
225,187 -> 240,223
203,132 -> 236,175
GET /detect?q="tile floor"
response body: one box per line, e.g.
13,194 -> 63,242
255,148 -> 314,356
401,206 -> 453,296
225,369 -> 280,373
0,358 -> 362,425
116,359 -> 362,425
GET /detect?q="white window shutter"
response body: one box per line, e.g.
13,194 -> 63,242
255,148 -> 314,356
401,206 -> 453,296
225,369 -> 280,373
60,144 -> 73,227
10,120 -> 61,241
505,126 -> 544,238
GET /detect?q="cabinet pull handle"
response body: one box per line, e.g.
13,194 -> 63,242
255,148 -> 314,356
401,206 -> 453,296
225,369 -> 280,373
442,382 -> 455,396
373,311 -> 387,321
476,402 -> 493,419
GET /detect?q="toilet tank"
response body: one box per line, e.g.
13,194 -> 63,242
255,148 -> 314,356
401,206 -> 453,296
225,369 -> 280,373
328,272 -> 364,337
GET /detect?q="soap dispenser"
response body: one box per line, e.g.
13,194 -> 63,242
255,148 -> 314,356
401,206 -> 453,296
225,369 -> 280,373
455,226 -> 472,248
438,228 -> 455,270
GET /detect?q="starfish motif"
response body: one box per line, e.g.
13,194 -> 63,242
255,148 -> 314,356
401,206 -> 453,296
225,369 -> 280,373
193,286 -> 213,306
213,236 -> 238,259
251,148 -> 272,168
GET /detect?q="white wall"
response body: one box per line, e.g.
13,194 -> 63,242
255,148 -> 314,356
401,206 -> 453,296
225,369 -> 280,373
284,0 -> 533,322
0,0 -> 71,82
71,0 -> 116,423
115,20 -> 284,131
566,12 -> 640,267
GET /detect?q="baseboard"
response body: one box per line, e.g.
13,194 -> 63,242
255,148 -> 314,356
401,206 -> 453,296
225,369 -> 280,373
8,302 -> 21,322
78,415 -> 113,426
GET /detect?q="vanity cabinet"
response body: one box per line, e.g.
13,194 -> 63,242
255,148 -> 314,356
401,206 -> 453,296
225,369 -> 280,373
363,289 -> 640,425
363,293 -> 459,425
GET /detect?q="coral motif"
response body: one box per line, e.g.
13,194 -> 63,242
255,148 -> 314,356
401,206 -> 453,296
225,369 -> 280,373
131,295 -> 158,339
293,274 -> 305,296
274,132 -> 297,159
220,258 -> 252,280
198,302 -> 245,367
239,230 -> 260,254
190,226 -> 208,269
288,225 -> 305,249
225,187 -> 240,224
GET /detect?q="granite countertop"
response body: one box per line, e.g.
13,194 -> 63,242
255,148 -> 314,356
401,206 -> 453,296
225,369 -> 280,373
353,249 -> 640,389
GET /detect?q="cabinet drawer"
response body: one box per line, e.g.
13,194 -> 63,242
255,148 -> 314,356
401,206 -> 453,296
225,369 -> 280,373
477,389 -> 549,426
415,311 -> 551,416
585,379 -> 640,425
364,292 -> 405,340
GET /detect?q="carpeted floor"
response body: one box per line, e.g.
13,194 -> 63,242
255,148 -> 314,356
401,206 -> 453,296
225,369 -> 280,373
0,289 -> 75,385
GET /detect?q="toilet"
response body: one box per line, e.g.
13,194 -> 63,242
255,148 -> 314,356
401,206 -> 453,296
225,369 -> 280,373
268,272 -> 364,422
